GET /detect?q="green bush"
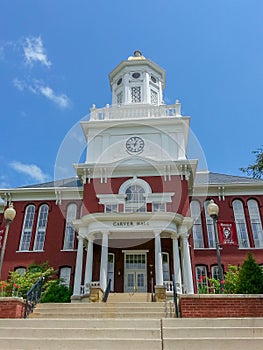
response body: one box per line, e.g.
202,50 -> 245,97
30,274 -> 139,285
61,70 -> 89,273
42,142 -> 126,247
236,253 -> 263,294
40,279 -> 72,303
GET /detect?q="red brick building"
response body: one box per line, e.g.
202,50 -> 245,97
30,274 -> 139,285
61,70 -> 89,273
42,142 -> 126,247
1,51 -> 263,297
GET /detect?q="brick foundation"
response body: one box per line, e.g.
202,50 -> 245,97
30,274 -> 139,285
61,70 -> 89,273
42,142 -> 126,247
0,297 -> 25,318
179,294 -> 263,318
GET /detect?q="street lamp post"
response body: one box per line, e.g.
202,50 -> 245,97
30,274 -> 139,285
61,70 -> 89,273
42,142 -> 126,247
207,199 -> 224,293
0,203 -> 16,279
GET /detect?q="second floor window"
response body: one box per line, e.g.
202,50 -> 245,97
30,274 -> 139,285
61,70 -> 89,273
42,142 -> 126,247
233,199 -> 250,248
33,204 -> 49,251
247,199 -> 263,248
204,200 -> 215,248
190,201 -> 204,248
19,205 -> 35,251
125,185 -> 146,212
63,203 -> 77,250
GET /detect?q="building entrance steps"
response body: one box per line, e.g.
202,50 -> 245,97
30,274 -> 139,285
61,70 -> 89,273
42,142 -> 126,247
1,306 -> 263,349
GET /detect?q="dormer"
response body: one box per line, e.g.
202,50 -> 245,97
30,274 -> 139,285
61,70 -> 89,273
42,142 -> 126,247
109,50 -> 166,106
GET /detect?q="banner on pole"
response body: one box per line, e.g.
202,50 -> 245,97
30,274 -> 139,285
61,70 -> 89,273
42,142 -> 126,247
217,221 -> 238,246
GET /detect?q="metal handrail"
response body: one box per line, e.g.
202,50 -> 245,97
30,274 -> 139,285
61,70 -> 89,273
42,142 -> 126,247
24,276 -> 45,318
172,274 -> 179,318
102,279 -> 111,302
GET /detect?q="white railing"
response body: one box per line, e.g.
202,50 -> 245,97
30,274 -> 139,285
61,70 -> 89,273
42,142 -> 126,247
89,102 -> 182,121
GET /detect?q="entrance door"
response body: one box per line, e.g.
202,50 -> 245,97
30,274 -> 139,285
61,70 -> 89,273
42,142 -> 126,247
124,252 -> 147,293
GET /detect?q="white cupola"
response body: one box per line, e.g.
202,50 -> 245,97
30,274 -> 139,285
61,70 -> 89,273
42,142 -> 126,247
109,50 -> 166,106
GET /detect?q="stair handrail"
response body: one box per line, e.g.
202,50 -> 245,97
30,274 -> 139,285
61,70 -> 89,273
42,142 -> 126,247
172,274 -> 179,318
24,276 -> 45,318
102,278 -> 111,302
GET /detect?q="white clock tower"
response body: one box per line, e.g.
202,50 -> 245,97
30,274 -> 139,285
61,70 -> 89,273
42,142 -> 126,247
72,51 -> 196,300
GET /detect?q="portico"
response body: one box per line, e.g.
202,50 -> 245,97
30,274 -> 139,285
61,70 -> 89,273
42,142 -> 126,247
72,212 -> 194,298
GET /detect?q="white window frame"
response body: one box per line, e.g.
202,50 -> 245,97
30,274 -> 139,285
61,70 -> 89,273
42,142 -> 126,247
247,199 -> 263,248
162,252 -> 170,281
59,266 -> 71,287
19,205 -> 35,251
33,204 -> 49,251
152,202 -> 166,212
63,203 -> 77,250
204,200 -> 215,248
195,265 -> 208,293
233,199 -> 250,248
190,201 -> 204,248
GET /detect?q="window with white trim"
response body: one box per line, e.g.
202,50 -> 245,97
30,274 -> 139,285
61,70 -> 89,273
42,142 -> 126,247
125,184 -> 146,212
63,203 -> 77,250
204,200 -> 215,248
211,265 -> 220,280
59,267 -> 71,287
117,91 -> 123,105
19,205 -> 35,251
247,199 -> 263,248
33,204 -> 49,251
233,199 -> 250,248
162,253 -> 170,281
195,265 -> 208,293
152,202 -> 166,212
14,267 -> 26,276
190,201 -> 204,248
105,204 -> 118,213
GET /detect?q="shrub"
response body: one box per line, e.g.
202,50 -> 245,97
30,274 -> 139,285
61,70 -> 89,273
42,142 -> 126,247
236,253 -> 263,294
40,279 -> 72,303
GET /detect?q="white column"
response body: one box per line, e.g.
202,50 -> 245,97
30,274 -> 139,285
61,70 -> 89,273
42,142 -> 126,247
100,231 -> 109,291
172,235 -> 182,293
155,231 -> 163,286
84,238 -> 93,291
181,234 -> 194,294
73,235 -> 84,296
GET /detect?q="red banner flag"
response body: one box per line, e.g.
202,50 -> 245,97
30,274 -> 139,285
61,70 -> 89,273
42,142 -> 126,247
217,221 -> 238,246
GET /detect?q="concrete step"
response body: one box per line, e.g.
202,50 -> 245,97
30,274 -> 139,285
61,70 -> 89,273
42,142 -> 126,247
0,337 -> 162,350
107,292 -> 152,302
162,317 -> 263,327
30,311 -> 166,319
163,338 -> 263,350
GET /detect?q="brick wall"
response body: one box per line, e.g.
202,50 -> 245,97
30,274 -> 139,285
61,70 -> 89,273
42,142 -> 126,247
179,294 -> 263,318
0,297 -> 25,318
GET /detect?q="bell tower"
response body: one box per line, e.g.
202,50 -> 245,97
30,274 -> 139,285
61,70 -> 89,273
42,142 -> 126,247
109,50 -> 166,106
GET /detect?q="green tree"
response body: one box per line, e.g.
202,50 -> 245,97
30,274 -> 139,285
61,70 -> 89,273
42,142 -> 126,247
236,253 -> 263,294
40,279 -> 72,303
240,146 -> 263,179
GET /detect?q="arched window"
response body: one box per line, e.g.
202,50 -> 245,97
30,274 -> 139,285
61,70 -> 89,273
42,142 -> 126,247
125,184 -> 146,212
247,199 -> 263,248
233,199 -> 250,248
63,203 -> 77,250
19,205 -> 35,251
204,200 -> 215,248
59,266 -> 71,287
195,265 -> 208,293
190,201 -> 204,248
33,204 -> 49,251
14,267 -> 26,276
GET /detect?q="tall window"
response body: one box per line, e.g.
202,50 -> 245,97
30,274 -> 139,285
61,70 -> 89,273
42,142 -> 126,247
19,205 -> 35,251
195,265 -> 208,293
63,203 -> 77,250
204,200 -> 215,248
162,253 -> 170,281
108,253 -> 115,291
125,185 -> 146,212
233,199 -> 250,248
190,201 -> 204,248
247,199 -> 263,248
33,204 -> 49,251
59,267 -> 71,287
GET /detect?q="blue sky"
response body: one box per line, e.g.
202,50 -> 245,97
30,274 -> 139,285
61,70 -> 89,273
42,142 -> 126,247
1,0 -> 263,188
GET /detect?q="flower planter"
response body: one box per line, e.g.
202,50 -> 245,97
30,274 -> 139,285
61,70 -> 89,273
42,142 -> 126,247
0,297 -> 25,318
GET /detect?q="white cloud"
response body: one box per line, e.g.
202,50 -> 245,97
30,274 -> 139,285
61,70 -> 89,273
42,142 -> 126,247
23,36 -> 51,67
10,161 -> 50,183
39,85 -> 70,108
13,78 -> 70,108
13,78 -> 25,91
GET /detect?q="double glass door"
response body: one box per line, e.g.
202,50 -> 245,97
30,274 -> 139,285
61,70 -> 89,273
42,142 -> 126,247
124,252 -> 147,293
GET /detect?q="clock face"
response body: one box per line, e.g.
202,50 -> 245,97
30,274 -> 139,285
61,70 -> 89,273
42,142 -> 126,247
126,136 -> 144,154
